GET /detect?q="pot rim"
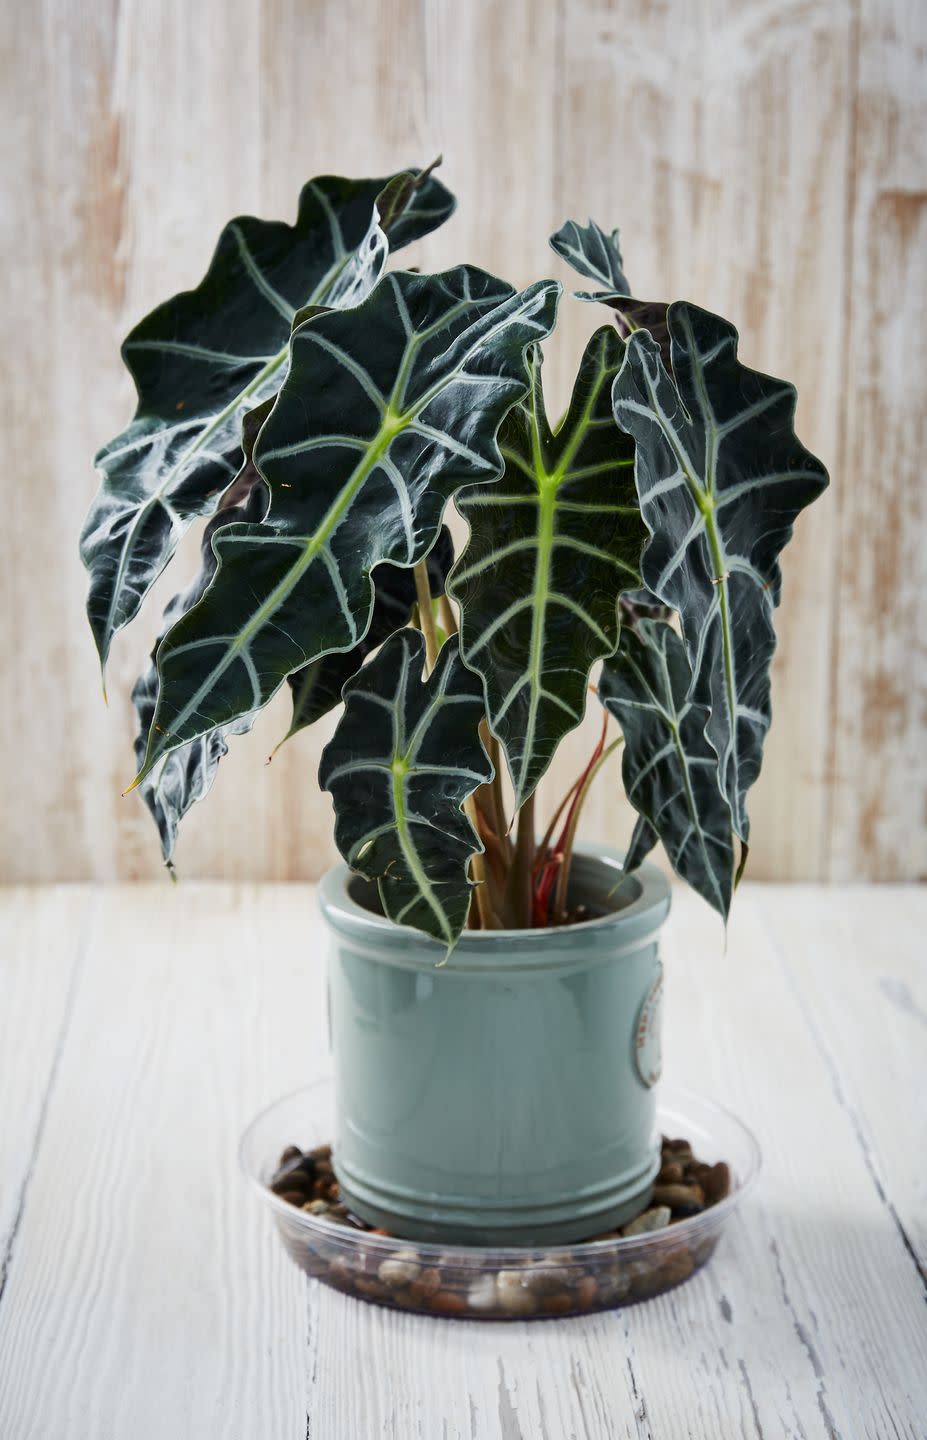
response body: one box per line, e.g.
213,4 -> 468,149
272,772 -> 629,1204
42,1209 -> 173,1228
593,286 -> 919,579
318,844 -> 671,961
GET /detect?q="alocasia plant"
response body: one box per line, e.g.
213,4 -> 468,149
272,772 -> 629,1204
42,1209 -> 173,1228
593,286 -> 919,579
83,163 -> 828,945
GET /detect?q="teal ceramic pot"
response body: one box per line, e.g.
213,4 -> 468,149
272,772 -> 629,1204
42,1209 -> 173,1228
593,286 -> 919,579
318,846 -> 671,1246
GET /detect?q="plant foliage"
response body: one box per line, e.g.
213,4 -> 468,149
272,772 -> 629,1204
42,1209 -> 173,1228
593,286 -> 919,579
84,170 -> 828,942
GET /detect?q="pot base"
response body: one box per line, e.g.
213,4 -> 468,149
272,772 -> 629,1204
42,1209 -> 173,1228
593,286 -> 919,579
335,1145 -> 661,1247
241,1081 -> 761,1320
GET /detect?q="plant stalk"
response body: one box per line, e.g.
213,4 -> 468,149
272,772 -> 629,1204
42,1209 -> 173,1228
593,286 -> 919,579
552,736 -> 624,920
414,562 -> 440,670
464,794 -> 498,929
505,792 -> 536,928
438,592 -> 458,638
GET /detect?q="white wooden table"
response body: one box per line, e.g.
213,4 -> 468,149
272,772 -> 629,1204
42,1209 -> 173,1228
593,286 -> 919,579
1,883 -> 924,1439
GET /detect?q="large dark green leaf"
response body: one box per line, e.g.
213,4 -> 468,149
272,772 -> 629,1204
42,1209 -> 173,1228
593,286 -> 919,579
131,403 -> 271,866
448,328 -> 645,808
281,527 -> 454,745
319,630 -> 492,946
131,267 -> 560,787
611,303 -> 829,842
599,618 -> 735,918
83,165 -> 455,670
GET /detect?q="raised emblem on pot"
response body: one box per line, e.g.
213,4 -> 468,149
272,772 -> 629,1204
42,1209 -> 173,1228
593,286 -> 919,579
635,964 -> 663,1087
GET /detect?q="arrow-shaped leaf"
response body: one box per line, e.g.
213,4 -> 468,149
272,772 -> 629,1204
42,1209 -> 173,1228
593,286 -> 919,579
550,217 -> 671,362
281,527 -> 454,746
448,327 -> 646,808
82,165 -> 455,670
612,303 -> 829,842
550,218 -> 630,295
131,268 -> 560,785
319,629 -> 492,946
131,402 -> 272,866
599,617 -> 735,918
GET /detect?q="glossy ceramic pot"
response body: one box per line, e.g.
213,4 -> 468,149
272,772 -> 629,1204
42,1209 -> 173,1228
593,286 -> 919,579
318,846 -> 671,1245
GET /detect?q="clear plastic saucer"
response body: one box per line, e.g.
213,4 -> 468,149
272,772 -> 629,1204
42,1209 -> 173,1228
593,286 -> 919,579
240,1079 -> 760,1320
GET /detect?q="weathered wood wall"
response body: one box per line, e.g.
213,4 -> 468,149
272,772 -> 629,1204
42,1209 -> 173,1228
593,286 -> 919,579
1,0 -> 923,884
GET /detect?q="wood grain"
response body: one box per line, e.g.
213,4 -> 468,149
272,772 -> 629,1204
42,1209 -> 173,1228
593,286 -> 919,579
0,0 -> 923,883
1,883 -> 925,1438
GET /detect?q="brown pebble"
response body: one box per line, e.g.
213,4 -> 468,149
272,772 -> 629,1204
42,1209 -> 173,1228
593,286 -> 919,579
407,1267 -> 442,1302
271,1169 -> 310,1196
659,1245 -> 695,1287
622,1205 -> 671,1237
308,1143 -> 332,1161
541,1293 -> 575,1315
280,1189 -> 308,1207
574,1275 -> 599,1309
658,1161 -> 684,1184
430,1290 -> 469,1315
279,1145 -> 302,1166
652,1183 -> 705,1215
704,1162 -> 731,1204
354,1276 -> 389,1300
662,1137 -> 693,1158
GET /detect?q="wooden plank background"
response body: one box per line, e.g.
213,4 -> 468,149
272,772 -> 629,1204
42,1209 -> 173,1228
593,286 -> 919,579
1,0 -> 924,885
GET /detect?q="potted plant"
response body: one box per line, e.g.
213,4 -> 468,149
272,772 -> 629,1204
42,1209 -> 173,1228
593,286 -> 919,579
82,162 -> 827,1249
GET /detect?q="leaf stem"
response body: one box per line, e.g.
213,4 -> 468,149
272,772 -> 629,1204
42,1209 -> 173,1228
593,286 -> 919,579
414,562 -> 440,671
463,795 -> 496,929
439,593 -> 458,637
552,735 -> 624,920
506,792 -> 536,927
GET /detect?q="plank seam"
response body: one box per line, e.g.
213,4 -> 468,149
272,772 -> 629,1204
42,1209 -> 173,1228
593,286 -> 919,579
0,888 -> 98,1312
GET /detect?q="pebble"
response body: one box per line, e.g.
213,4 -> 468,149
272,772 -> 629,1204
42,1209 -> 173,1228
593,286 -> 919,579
521,1265 -> 567,1297
430,1290 -> 469,1315
377,1252 -> 422,1288
466,1275 -> 498,1312
496,1270 -> 537,1315
271,1134 -> 731,1319
541,1293 -> 574,1315
705,1162 -> 731,1204
407,1267 -> 442,1302
621,1205 -> 671,1237
652,1182 -> 705,1216
574,1275 -> 599,1309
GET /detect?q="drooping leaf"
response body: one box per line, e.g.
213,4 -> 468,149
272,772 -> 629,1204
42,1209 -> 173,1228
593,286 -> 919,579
131,402 -> 272,866
550,218 -> 629,296
281,527 -> 454,745
599,618 -> 735,918
82,165 -> 456,670
319,629 -> 492,946
611,303 -> 829,842
551,217 -> 672,362
131,267 -> 560,786
448,327 -> 645,808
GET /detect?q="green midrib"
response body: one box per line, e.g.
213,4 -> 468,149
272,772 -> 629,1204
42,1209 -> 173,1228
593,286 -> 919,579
136,412 -> 403,784
390,756 -> 453,944
516,353 -> 610,801
636,344 -> 740,831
